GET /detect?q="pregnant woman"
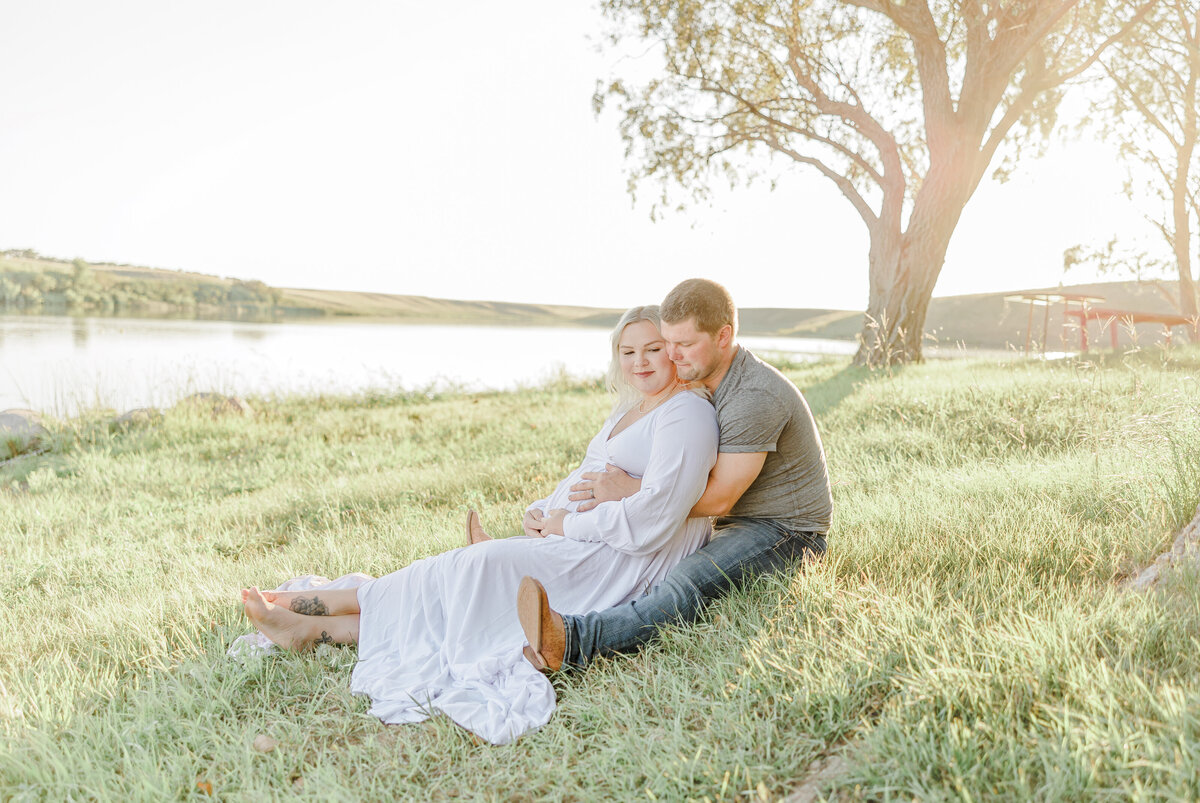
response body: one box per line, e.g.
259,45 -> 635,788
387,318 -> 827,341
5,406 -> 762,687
241,305 -> 718,744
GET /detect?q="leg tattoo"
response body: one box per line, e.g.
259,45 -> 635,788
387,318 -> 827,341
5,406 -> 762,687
315,631 -> 334,645
290,596 -> 330,616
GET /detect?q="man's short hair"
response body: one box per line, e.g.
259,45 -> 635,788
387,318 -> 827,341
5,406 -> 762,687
661,278 -> 737,335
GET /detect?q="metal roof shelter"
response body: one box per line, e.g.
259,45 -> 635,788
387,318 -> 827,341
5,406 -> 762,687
1002,292 -> 1106,355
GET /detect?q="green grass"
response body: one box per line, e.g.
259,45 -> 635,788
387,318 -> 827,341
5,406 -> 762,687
2,349 -> 1199,800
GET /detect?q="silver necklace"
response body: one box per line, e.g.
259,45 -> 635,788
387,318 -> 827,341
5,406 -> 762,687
637,389 -> 675,414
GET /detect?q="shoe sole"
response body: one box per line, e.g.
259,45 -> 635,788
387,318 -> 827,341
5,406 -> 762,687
465,509 -> 487,546
517,577 -> 548,670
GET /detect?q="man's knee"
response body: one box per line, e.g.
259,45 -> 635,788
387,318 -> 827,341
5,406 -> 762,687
636,571 -> 708,628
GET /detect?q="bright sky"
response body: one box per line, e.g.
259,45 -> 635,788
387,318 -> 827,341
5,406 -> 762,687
0,1 -> 1155,311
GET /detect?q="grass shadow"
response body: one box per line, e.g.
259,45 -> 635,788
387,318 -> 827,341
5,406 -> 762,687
801,361 -> 905,418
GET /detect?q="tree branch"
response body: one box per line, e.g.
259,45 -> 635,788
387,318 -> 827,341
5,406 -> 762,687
842,0 -> 955,137
1049,1 -> 1159,85
784,47 -> 905,191
700,77 -> 887,187
1102,59 -> 1181,148
759,132 -> 879,227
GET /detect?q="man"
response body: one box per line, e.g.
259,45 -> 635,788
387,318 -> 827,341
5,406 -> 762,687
517,278 -> 832,672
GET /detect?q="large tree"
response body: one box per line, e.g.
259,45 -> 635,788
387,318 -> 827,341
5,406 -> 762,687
1094,0 -> 1200,330
598,0 -> 1153,364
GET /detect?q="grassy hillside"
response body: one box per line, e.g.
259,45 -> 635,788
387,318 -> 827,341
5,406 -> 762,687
2,249 -> 1192,349
274,286 -> 621,327
0,253 -> 282,318
739,281 -> 1194,350
0,251 -> 623,327
2,350 -> 1199,798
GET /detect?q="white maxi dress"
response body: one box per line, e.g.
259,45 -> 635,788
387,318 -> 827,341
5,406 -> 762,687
349,390 -> 718,744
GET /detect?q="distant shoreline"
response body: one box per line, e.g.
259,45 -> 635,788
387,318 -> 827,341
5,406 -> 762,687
2,250 -> 1188,349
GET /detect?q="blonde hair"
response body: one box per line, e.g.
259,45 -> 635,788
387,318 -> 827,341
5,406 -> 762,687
606,305 -> 664,408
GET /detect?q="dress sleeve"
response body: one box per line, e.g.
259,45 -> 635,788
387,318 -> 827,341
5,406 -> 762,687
560,395 -> 718,556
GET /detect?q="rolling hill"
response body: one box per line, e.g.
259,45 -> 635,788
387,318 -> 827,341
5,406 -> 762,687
2,250 -> 1192,350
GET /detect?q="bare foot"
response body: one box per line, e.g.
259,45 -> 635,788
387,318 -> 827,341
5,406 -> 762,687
257,589 -> 331,616
240,587 -> 271,606
243,587 -> 318,651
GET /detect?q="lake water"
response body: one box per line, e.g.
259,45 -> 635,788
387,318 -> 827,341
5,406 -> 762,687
0,314 -> 861,416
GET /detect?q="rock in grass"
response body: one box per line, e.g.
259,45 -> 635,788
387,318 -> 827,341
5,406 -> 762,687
0,408 -> 42,423
0,409 -> 48,460
179,393 -> 255,418
1124,503 -> 1200,591
252,734 -> 279,753
113,407 -> 163,429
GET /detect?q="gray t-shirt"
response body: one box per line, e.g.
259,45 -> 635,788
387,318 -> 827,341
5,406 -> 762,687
712,347 -> 832,534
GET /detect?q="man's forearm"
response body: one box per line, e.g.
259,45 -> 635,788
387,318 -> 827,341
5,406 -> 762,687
689,487 -> 735,518
687,451 -> 767,517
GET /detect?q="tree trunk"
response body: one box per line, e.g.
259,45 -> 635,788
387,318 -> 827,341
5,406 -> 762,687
1179,249 -> 1199,339
1178,12 -> 1200,340
1172,172 -> 1199,332
854,161 -> 972,366
854,233 -> 952,365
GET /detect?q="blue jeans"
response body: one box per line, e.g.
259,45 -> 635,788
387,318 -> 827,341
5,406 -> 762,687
561,517 -> 826,670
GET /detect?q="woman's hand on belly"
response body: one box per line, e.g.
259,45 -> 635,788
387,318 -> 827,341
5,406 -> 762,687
523,508 -> 547,538
539,508 -> 569,537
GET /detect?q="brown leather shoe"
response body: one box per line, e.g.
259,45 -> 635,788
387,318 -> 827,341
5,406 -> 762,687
465,510 -> 491,545
517,576 -> 564,672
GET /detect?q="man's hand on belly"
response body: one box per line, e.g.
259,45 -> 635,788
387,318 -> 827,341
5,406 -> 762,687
568,464 -> 641,512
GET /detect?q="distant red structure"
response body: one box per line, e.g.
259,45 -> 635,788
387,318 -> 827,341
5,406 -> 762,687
1004,292 -> 1197,353
1063,306 -> 1196,352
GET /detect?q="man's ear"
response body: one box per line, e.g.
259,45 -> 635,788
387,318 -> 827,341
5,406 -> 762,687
717,324 -> 734,349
